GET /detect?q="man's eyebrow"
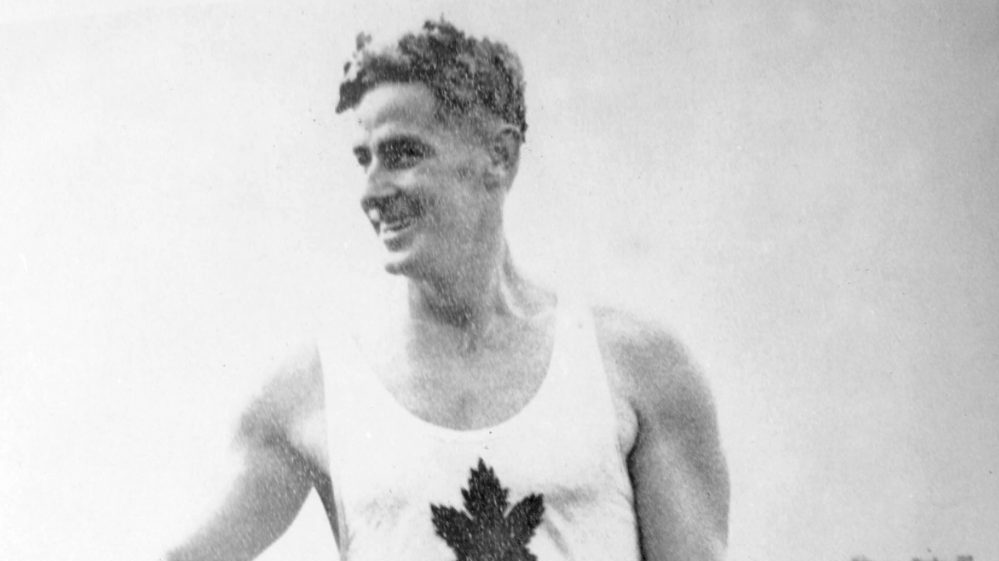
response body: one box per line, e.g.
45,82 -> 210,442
377,134 -> 430,149
351,132 -> 434,161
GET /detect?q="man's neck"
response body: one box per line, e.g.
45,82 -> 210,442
406,243 -> 538,336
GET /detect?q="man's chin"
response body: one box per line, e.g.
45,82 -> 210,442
383,260 -> 407,276
382,251 -> 419,277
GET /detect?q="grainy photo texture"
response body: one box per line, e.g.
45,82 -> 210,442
1,2 -> 996,561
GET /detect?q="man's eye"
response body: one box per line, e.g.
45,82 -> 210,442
383,142 -> 425,168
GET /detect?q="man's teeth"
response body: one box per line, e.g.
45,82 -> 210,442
381,215 -> 414,232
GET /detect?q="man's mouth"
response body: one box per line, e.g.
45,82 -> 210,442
366,198 -> 423,239
380,214 -> 416,233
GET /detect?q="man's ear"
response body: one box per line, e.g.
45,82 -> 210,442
486,124 -> 522,185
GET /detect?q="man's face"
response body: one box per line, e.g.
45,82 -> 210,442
350,83 -> 502,279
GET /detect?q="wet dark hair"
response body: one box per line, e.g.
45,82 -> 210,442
336,19 -> 528,140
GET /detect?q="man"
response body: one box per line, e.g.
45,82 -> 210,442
165,19 -> 728,561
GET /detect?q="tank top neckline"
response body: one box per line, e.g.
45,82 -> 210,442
342,295 -> 572,443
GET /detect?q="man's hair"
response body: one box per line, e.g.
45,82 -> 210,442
335,19 -> 528,140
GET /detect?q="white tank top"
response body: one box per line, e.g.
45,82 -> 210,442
318,296 -> 641,561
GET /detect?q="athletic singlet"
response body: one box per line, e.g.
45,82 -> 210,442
318,295 -> 641,561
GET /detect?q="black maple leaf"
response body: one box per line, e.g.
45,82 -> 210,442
431,459 -> 545,561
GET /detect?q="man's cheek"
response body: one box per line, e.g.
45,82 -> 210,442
456,163 -> 479,180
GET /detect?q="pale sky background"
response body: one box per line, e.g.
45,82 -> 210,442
1,1 -> 997,560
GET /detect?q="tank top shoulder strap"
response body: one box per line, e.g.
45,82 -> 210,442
550,286 -> 638,456
556,291 -> 604,374
316,319 -> 352,402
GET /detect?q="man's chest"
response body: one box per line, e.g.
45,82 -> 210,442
365,317 -> 556,430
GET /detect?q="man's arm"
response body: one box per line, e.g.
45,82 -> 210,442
164,348 -> 323,561
595,308 -> 730,561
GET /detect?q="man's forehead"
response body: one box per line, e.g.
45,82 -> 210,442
352,83 -> 439,136
349,82 -> 487,149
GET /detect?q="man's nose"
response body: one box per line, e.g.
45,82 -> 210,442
360,162 -> 397,211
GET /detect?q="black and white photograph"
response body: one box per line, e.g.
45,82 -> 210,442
1,1 -> 997,560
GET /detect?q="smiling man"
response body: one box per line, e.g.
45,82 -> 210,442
165,19 -> 728,561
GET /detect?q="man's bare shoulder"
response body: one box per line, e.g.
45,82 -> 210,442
591,304 -> 729,546
236,342 -> 323,446
590,305 -> 716,432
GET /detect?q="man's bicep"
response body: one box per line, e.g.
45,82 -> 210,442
648,360 -> 729,527
596,309 -> 728,561
164,371 -> 317,560
165,438 -> 313,561
628,418 -> 728,561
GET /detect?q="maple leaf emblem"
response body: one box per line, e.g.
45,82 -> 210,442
431,458 -> 545,561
